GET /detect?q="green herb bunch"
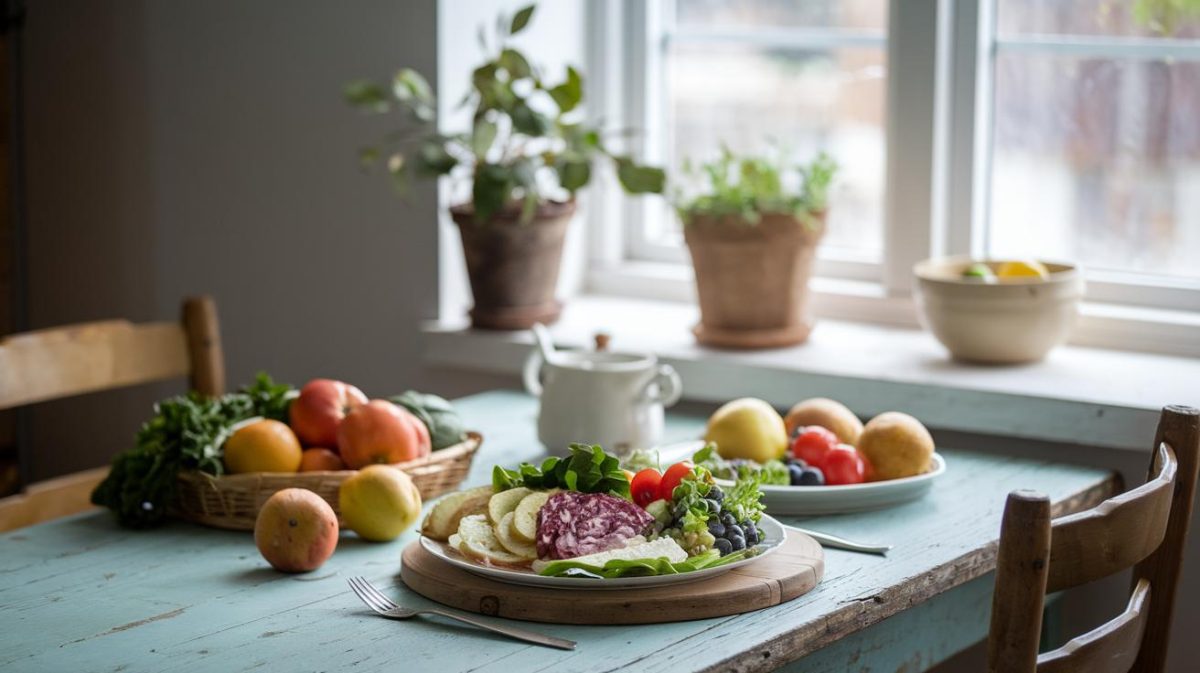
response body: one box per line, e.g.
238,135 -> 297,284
492,443 -> 631,499
676,146 -> 837,229
91,373 -> 294,528
346,3 -> 665,224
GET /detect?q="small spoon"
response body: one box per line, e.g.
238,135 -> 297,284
783,524 -> 893,556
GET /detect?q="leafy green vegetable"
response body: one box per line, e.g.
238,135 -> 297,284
692,443 -> 789,485
723,475 -> 767,525
492,444 -> 630,499
620,447 -> 662,473
389,390 -> 465,450
90,374 -> 295,528
676,147 -> 837,229
537,547 -> 758,578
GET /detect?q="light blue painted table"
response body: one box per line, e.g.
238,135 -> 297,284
0,391 -> 1116,673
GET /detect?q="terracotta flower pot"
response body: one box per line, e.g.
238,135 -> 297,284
450,201 -> 575,330
683,212 -> 825,349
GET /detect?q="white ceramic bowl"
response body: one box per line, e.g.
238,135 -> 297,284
913,257 -> 1084,364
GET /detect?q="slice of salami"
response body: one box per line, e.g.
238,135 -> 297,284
536,491 -> 655,560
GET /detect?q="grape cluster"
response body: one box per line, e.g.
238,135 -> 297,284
784,456 -> 824,486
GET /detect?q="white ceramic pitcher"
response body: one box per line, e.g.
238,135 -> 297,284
523,347 -> 682,453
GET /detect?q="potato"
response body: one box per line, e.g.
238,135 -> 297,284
512,490 -> 554,542
420,485 -> 491,541
494,512 -> 537,559
456,514 -> 531,566
487,487 -> 532,524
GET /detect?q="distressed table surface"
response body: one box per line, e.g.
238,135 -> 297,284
0,391 -> 1117,673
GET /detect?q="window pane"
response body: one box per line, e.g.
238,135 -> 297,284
663,43 -> 887,257
998,0 -> 1200,39
988,52 -> 1200,280
676,0 -> 887,31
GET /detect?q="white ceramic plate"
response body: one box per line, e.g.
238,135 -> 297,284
720,454 -> 947,515
419,514 -> 786,590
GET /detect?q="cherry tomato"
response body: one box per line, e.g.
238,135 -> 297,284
822,445 -> 866,485
659,461 -> 694,502
791,426 -> 839,468
630,469 -> 663,507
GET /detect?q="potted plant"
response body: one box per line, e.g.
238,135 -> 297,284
677,148 -> 837,349
346,4 -> 664,329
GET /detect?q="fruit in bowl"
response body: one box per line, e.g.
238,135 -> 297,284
338,400 -> 431,468
914,256 -> 1083,364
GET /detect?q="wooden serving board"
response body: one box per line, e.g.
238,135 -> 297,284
399,531 -> 824,625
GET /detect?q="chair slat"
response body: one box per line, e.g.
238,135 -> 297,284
1045,444 -> 1175,593
1037,579 -> 1151,673
0,467 -> 109,532
0,320 -> 190,410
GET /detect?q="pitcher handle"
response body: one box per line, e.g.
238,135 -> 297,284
647,364 -> 682,407
522,350 -> 544,398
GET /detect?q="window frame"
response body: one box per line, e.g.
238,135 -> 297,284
583,0 -> 1200,355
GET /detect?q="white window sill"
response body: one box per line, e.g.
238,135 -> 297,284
423,295 -> 1199,452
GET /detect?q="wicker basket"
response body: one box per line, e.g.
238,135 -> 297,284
174,432 -> 482,531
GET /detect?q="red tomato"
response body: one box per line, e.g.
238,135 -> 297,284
823,445 -> 866,485
630,469 -> 663,507
659,461 -> 694,502
791,426 -> 839,467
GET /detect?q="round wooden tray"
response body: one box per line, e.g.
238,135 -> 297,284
399,530 -> 824,625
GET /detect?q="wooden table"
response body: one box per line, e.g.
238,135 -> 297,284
0,391 -> 1117,673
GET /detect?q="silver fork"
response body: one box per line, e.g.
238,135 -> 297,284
346,576 -> 576,651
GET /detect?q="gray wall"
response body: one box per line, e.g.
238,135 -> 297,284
22,0 -> 441,479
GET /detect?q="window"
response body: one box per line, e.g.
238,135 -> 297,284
588,0 -> 1200,352
985,0 -> 1200,307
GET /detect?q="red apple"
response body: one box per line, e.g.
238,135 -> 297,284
337,400 -> 431,469
289,379 -> 367,448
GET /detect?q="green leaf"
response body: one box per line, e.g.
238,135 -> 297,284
548,66 -> 583,113
344,80 -> 390,112
556,158 -> 590,192
471,118 -> 497,158
499,48 -> 533,80
510,5 -> 536,34
473,163 -> 512,222
615,159 -> 666,194
510,103 -> 551,136
417,140 -> 457,175
393,68 -> 433,104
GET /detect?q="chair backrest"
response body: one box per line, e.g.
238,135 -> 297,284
986,405 -> 1200,673
0,296 -> 225,530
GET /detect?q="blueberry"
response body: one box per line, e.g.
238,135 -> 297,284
744,525 -> 759,546
728,535 -> 746,551
708,521 -> 726,538
720,512 -> 737,527
727,525 -> 745,542
714,538 -> 733,556
709,486 -> 725,502
787,463 -> 806,485
798,466 -> 825,486
673,502 -> 689,518
704,498 -> 720,514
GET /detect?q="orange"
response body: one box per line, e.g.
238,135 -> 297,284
299,448 -> 347,472
224,419 -> 303,474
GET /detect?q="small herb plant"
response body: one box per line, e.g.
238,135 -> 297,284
675,147 -> 837,228
345,3 -> 664,224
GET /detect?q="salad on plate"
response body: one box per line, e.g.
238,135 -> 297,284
420,444 -> 775,580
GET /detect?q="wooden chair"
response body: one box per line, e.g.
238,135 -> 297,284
0,296 -> 225,531
986,405 -> 1200,673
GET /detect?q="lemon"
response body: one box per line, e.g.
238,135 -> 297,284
339,465 -> 422,542
704,398 -> 788,464
996,260 -> 1049,280
223,420 -> 303,474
